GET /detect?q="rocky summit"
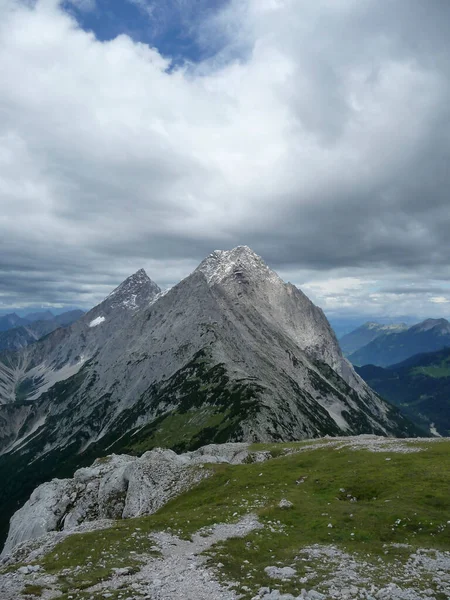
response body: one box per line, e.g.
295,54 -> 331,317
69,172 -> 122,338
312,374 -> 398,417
0,247 -> 417,547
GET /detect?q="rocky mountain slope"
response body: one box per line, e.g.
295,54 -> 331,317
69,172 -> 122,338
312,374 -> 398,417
339,322 -> 408,356
0,310 -> 84,353
1,437 -> 449,600
349,318 -> 450,367
0,247 -> 418,547
357,347 -> 450,436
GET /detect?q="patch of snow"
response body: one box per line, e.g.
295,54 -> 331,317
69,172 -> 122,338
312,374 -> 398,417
105,269 -> 149,300
365,322 -> 409,333
197,246 -> 280,286
89,316 -> 105,328
383,323 -> 409,332
149,288 -> 171,307
120,294 -> 137,310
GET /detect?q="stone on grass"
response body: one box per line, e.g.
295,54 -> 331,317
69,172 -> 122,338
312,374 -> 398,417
278,499 -> 293,509
264,565 -> 296,579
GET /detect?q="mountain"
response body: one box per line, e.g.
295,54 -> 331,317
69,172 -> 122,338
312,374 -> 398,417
357,346 -> 450,436
23,310 -> 54,323
0,248 -> 418,546
327,317 -> 366,338
0,313 -> 30,333
52,309 -> 84,326
329,315 -> 417,338
0,327 -> 39,353
0,309 -> 85,353
339,321 -> 409,356
348,318 -> 450,367
22,309 -> 85,339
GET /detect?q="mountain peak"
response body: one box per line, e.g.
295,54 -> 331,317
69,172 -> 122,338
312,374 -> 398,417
363,322 -> 382,330
0,312 -> 28,332
362,321 -> 409,332
196,245 -> 279,286
24,310 -> 54,323
412,318 -> 450,333
104,269 -> 161,311
132,268 -> 148,278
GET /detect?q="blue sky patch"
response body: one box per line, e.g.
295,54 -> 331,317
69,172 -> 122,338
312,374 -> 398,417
63,0 -> 230,64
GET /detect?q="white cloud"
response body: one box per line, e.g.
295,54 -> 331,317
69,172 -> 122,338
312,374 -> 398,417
301,277 -> 368,297
0,0 -> 450,317
430,297 -> 450,304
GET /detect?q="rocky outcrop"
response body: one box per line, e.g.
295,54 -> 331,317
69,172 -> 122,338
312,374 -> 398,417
1,443 -> 267,556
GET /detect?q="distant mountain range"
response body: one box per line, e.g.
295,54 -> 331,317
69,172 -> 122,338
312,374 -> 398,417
0,313 -> 30,332
357,347 -> 450,437
339,322 -> 409,356
0,247 -> 418,546
23,310 -> 55,323
0,310 -> 84,352
329,315 -> 418,338
346,318 -> 450,367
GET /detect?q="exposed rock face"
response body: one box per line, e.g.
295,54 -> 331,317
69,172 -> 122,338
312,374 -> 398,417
1,443 -> 265,556
0,247 -> 417,549
0,269 -> 160,406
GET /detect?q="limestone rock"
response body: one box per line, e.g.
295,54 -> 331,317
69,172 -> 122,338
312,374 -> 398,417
2,442 -> 262,556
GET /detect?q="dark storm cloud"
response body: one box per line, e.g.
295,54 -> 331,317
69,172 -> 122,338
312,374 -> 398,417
1,0 -> 450,316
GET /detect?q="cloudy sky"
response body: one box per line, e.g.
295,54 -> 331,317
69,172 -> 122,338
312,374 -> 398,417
1,0 -> 450,322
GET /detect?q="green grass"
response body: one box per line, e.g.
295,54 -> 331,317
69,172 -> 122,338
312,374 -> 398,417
53,591 -> 124,600
21,584 -> 45,597
409,350 -> 450,378
42,525 -> 159,594
39,439 -> 450,598
125,406 -> 228,454
412,363 -> 450,378
200,440 -> 450,596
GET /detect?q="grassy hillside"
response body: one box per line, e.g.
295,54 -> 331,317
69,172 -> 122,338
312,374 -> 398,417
357,347 -> 450,436
2,438 -> 449,599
